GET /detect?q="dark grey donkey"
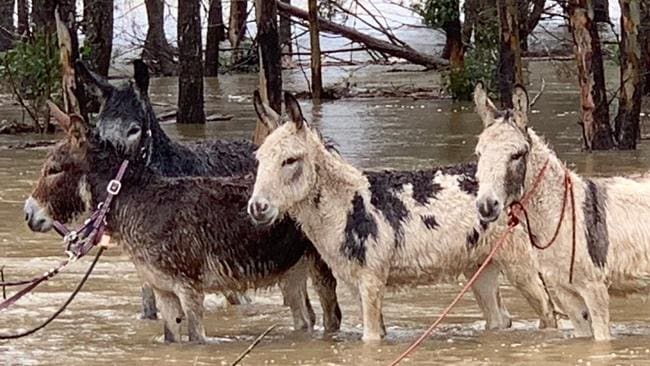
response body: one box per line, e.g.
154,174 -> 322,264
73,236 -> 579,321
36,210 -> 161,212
24,113 -> 339,342
76,60 -> 341,328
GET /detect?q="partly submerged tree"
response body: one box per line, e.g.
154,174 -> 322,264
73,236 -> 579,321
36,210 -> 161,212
567,0 -> 615,150
497,0 -> 523,107
143,0 -> 176,76
177,0 -> 205,124
205,0 -> 225,77
229,0 -> 248,64
254,0 -> 282,144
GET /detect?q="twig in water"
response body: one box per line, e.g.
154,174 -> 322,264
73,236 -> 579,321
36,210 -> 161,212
1,266 -> 6,300
529,78 -> 546,107
230,324 -> 278,366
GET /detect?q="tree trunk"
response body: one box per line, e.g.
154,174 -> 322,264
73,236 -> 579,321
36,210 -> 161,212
177,0 -> 205,124
82,0 -> 114,77
0,0 -> 14,51
519,0 -> 546,52
279,0 -> 292,57
17,0 -> 28,36
614,0 -> 644,149
277,1 -> 448,69
229,0 -> 247,64
641,2 -> 650,95
254,0 -> 282,144
32,0 -> 56,35
569,0 -> 615,150
462,0 -> 479,45
55,0 -> 90,123
593,0 -> 609,22
497,0 -> 523,108
308,0 -> 322,100
442,17 -> 464,72
144,0 -> 176,76
205,0 -> 224,77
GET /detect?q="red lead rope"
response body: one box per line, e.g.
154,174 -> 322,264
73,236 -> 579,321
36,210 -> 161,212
389,159 -> 576,365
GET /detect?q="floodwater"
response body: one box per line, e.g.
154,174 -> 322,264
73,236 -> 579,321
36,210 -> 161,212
1,61 -> 650,366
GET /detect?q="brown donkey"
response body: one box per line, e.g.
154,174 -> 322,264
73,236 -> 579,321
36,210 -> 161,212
24,111 -> 340,343
248,92 -> 557,342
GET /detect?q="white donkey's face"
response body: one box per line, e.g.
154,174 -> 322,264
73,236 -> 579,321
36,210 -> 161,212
474,83 -> 532,223
247,92 -> 319,226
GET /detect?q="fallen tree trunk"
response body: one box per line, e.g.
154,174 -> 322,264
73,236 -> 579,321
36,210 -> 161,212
276,1 -> 448,69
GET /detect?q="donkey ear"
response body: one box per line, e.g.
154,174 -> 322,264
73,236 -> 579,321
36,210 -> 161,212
474,81 -> 498,127
253,90 -> 281,130
76,60 -> 113,98
284,91 -> 304,130
512,84 -> 529,114
67,114 -> 88,145
133,59 -> 150,95
47,101 -> 71,132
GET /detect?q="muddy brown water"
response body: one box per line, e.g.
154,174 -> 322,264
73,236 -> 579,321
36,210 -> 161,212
2,61 -> 650,365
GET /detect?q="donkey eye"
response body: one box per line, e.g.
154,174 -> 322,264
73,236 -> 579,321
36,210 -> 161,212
127,126 -> 141,137
45,167 -> 62,176
510,150 -> 527,161
282,157 -> 300,167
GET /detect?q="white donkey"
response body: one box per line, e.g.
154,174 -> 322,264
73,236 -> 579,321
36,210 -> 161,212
474,83 -> 650,341
247,92 -> 557,341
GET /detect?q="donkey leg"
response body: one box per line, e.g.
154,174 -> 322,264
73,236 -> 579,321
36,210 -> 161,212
554,285 -> 593,338
153,288 -> 183,343
280,260 -> 315,331
501,267 -> 558,329
307,253 -> 342,332
464,262 -> 512,330
141,283 -> 158,320
177,288 -> 207,344
224,291 -> 252,305
576,282 -> 611,341
358,273 -> 386,342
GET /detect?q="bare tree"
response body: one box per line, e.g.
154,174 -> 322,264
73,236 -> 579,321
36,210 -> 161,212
32,0 -> 56,35
614,0 -> 646,149
518,0 -> 545,51
17,0 -> 28,36
308,0 -> 323,100
0,0 -> 14,51
82,0 -> 114,77
568,0 -> 614,150
144,0 -> 175,76
279,0 -> 292,57
441,1 -> 464,75
177,0 -> 205,124
254,0 -> 282,144
497,0 -> 523,107
229,0 -> 248,64
205,0 -> 225,77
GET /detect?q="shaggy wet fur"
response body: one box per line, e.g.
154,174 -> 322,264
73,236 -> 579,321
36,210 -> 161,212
80,62 -> 340,325
28,131 -> 336,343
248,93 -> 558,341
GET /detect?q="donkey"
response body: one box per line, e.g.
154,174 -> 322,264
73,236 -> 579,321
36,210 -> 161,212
246,92 -> 558,341
473,83 -> 650,341
75,60 -> 340,326
23,112 -> 338,343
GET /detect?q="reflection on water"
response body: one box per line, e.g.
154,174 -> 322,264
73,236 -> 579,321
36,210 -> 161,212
1,61 -> 650,365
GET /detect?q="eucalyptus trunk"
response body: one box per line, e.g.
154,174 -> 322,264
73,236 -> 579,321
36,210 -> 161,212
497,0 -> 523,108
614,0 -> 646,149
568,0 -> 615,150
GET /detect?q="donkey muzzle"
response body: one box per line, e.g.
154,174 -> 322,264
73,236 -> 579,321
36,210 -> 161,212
247,197 -> 277,226
477,196 -> 501,223
24,197 -> 53,233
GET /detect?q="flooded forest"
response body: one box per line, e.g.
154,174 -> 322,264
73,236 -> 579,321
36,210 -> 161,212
1,0 -> 650,365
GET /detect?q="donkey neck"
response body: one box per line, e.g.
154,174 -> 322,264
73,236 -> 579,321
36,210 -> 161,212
291,146 -> 368,231
523,130 -> 582,241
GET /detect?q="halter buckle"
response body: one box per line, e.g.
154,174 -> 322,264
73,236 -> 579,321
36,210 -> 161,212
63,230 -> 78,245
107,180 -> 122,195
